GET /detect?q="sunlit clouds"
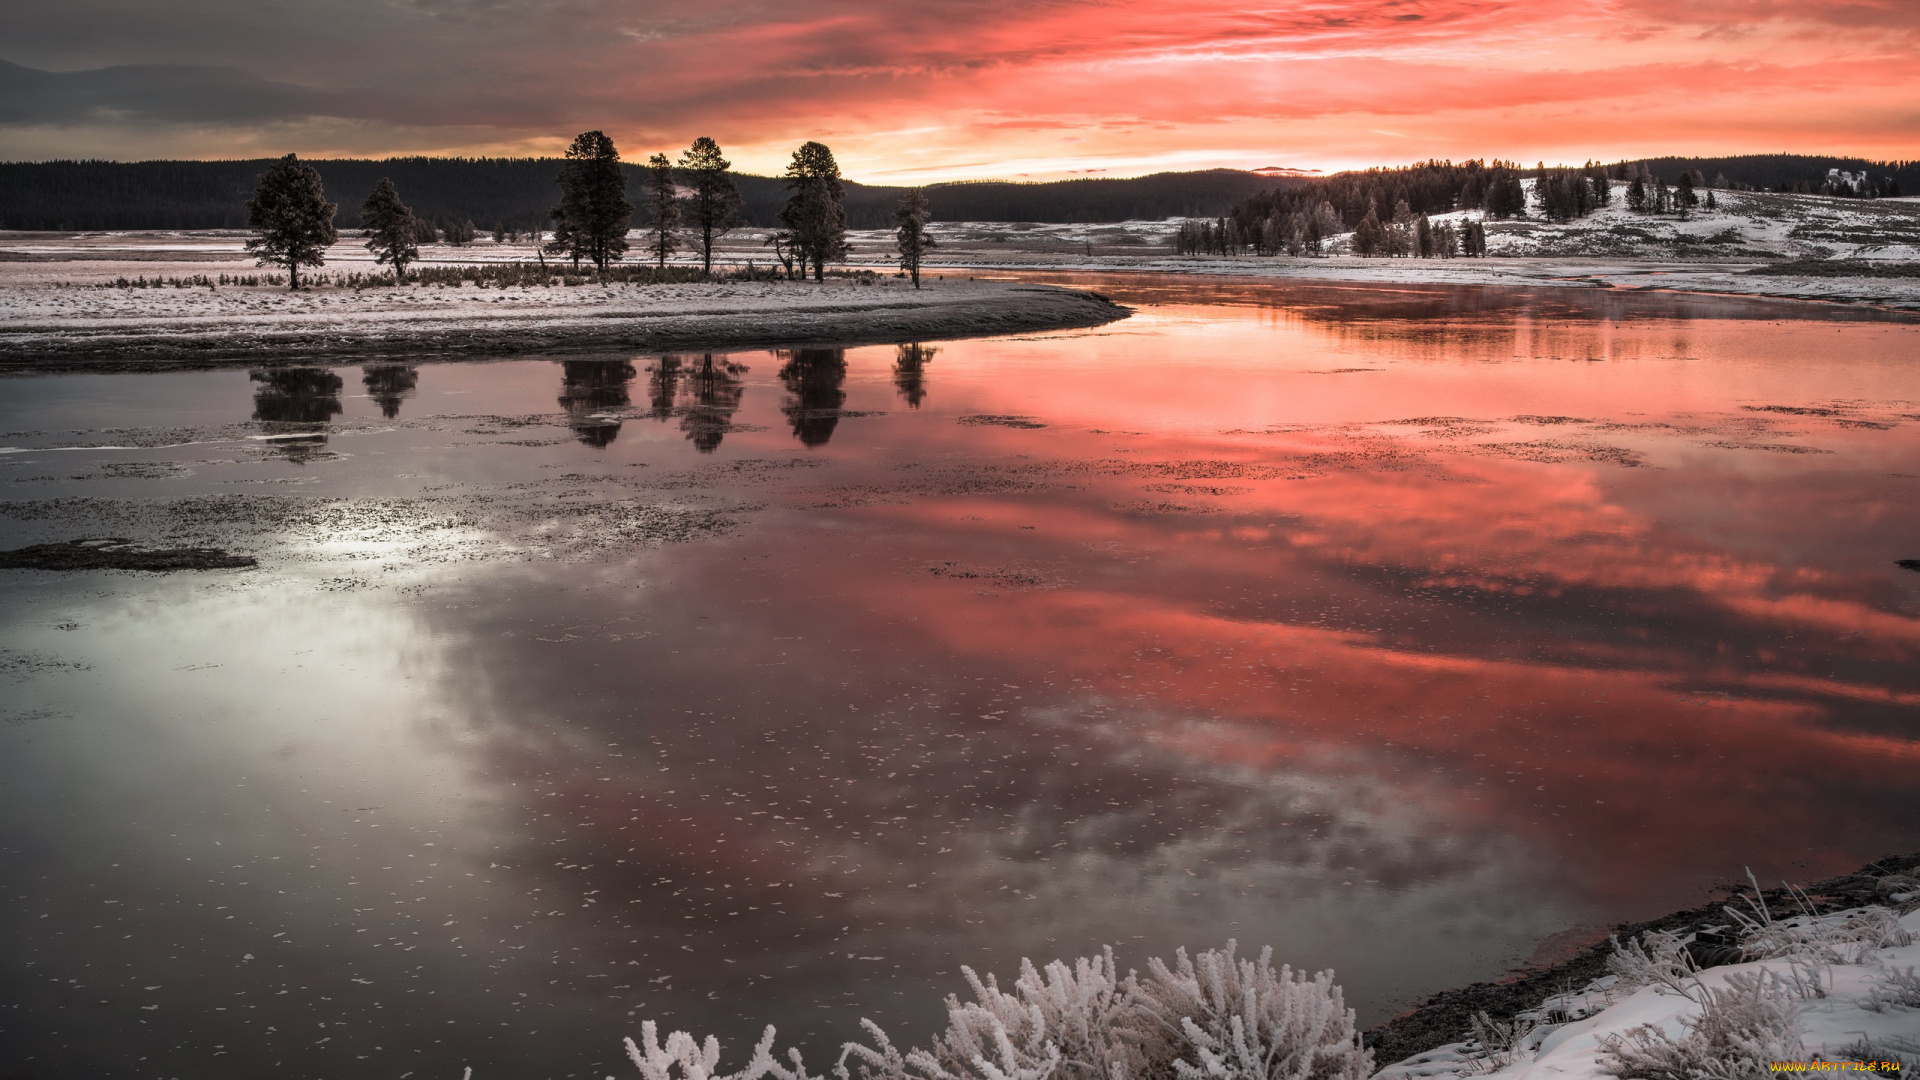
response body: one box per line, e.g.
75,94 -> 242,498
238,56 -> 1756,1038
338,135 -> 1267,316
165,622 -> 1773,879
1,0 -> 1915,177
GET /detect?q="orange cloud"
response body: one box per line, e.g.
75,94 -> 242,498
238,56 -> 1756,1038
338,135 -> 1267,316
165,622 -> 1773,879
2,0 -> 1914,174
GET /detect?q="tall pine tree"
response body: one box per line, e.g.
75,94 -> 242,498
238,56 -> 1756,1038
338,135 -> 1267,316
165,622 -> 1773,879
643,152 -> 680,269
547,131 -> 631,272
246,155 -> 337,291
779,141 -> 849,282
892,188 -> 935,289
678,137 -> 743,277
360,178 -> 418,283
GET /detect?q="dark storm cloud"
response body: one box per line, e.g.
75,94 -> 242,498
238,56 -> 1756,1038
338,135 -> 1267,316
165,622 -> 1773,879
0,58 -> 360,125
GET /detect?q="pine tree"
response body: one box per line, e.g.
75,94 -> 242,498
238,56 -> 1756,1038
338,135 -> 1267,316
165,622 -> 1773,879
892,188 -> 936,289
643,152 -> 680,269
1351,208 -> 1383,256
246,154 -> 337,291
678,137 -> 743,277
547,130 -> 631,272
779,141 -> 849,282
359,177 -> 418,284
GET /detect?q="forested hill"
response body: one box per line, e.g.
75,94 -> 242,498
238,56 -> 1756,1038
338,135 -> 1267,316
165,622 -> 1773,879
1615,154 -> 1919,193
0,158 -> 1298,231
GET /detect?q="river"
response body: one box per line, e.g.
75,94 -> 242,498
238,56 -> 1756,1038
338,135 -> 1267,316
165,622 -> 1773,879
2,274 -> 1917,1079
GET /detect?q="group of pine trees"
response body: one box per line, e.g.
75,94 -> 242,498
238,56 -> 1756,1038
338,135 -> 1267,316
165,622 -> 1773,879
1201,159 -> 1545,258
1197,156 -> 1745,258
245,132 -> 941,290
1348,204 -> 1487,258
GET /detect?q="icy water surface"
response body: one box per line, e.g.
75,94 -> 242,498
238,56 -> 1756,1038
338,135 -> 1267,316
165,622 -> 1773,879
2,275 -> 1918,1079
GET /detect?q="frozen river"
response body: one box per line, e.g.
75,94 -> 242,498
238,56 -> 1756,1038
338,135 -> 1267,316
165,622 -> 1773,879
2,274 -> 1917,1078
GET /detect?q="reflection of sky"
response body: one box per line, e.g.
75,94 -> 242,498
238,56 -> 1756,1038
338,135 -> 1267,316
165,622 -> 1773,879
2,279 -> 1918,1078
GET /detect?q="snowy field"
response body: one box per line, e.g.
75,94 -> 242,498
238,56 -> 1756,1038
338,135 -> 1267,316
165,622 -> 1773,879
3,185 -> 1918,352
0,249 -> 1125,364
824,186 -> 1920,312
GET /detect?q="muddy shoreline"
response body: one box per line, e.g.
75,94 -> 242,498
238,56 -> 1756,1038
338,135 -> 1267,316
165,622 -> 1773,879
1362,851 -> 1920,1064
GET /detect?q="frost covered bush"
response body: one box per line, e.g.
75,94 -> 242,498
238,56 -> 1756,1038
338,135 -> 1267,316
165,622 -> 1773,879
1600,969 -> 1807,1080
1134,942 -> 1372,1080
1732,905 -> 1912,965
1458,1011 -> 1540,1075
620,942 -> 1370,1080
1606,931 -> 1702,999
839,947 -> 1147,1080
625,1022 -> 827,1080
1861,966 -> 1920,1013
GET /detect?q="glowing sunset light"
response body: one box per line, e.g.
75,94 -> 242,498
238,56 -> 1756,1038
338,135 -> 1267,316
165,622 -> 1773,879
1,0 -> 1914,175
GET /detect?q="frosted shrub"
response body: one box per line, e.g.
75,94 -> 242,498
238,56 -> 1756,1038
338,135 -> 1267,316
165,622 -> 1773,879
1458,1010 -> 1540,1075
1134,942 -> 1372,1080
628,943 -> 1367,1080
1606,931 -> 1702,1000
1733,905 -> 1912,965
1862,966 -> 1920,1013
626,1021 -> 826,1080
1600,969 -> 1806,1080
860,947 -> 1145,1080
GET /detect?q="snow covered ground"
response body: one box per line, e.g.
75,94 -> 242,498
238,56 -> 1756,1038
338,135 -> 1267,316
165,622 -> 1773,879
1377,905 -> 1920,1080
0,262 -> 1125,365
821,185 -> 1920,312
2,183 -> 1916,361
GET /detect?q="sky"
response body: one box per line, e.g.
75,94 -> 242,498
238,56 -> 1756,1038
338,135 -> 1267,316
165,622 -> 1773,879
0,0 -> 1915,181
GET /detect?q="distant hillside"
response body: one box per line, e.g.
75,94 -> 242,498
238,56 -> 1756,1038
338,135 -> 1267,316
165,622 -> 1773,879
0,158 -> 1298,232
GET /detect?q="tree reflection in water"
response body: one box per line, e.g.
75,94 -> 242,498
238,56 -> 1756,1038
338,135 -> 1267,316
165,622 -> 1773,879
892,343 -> 936,409
680,354 -> 747,453
360,364 -> 419,419
647,356 -> 683,421
250,366 -> 343,463
641,354 -> 749,452
778,347 -> 848,448
557,360 -> 637,448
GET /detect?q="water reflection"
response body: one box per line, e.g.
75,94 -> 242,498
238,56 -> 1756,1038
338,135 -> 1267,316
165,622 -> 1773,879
779,348 -> 848,447
649,355 -> 685,420
250,365 -> 342,462
681,354 -> 748,453
4,277 -> 1919,1080
643,354 -> 750,453
559,359 -> 638,448
361,363 -> 419,419
893,343 -> 936,409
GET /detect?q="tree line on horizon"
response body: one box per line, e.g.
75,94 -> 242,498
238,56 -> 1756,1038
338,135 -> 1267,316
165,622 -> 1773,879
1196,150 -> 1907,258
245,131 -> 940,288
0,157 -> 1284,233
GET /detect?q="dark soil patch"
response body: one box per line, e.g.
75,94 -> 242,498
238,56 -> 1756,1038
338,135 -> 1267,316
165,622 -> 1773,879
1362,851 -> 1920,1065
1745,260 -> 1920,279
0,538 -> 256,571
959,415 -> 1048,429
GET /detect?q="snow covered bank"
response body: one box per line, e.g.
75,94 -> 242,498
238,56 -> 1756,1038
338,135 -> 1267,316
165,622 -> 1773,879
0,277 -> 1128,368
1377,903 -> 1920,1080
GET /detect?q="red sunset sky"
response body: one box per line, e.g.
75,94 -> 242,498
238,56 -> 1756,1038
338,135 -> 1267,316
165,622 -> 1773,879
0,0 -> 1915,179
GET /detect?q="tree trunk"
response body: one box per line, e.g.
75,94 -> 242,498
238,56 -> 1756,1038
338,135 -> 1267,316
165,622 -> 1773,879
289,262 -> 299,291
